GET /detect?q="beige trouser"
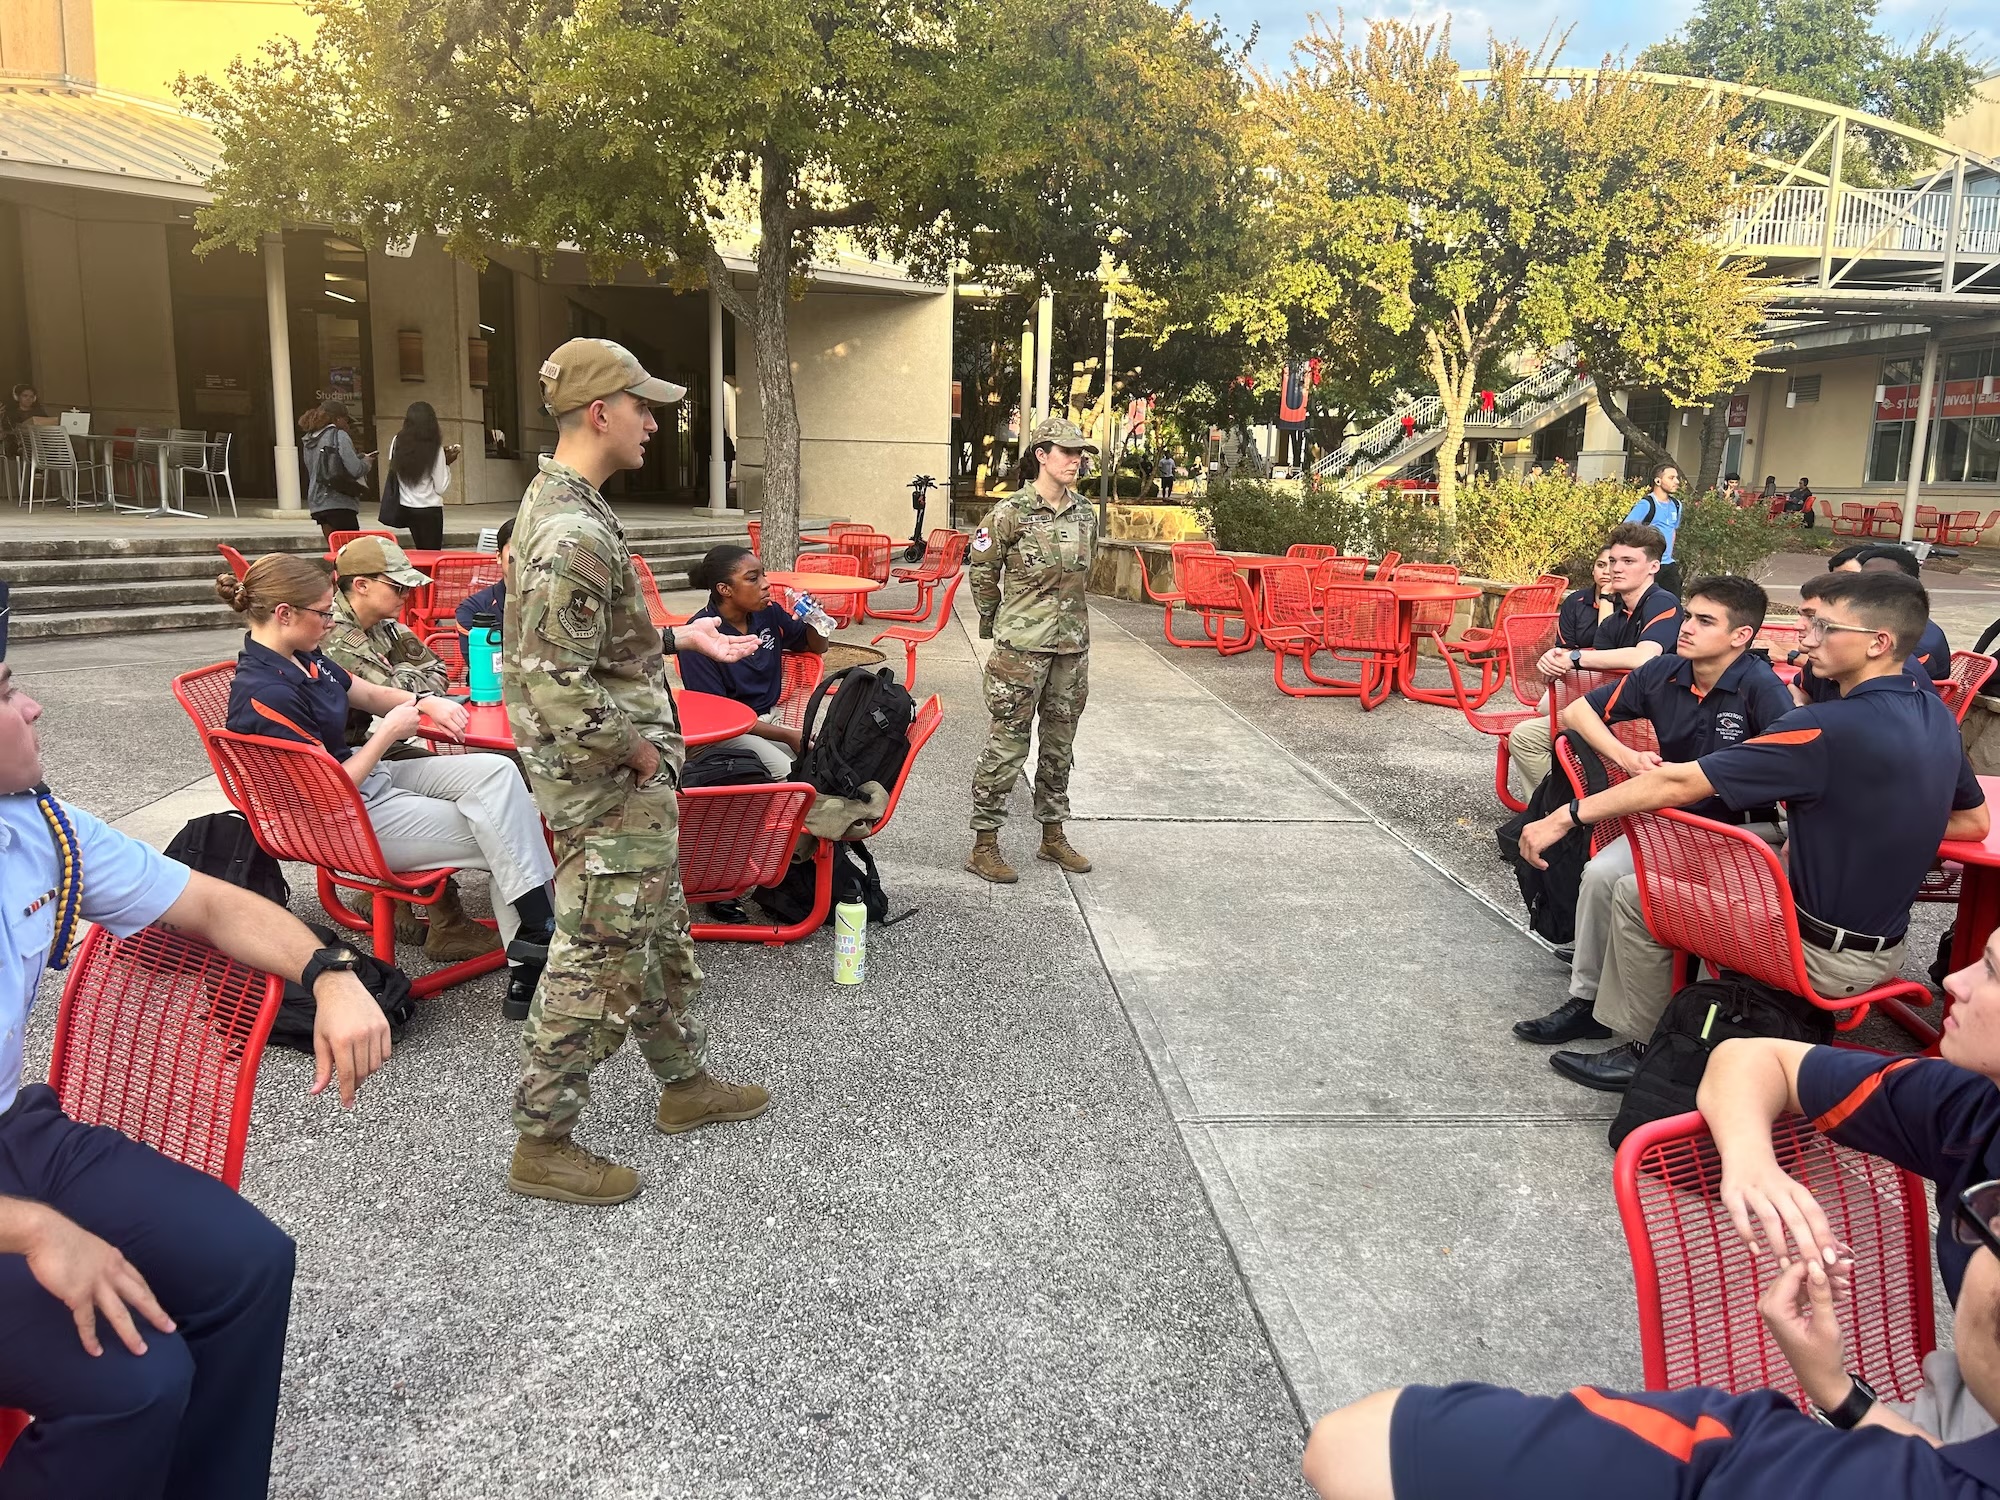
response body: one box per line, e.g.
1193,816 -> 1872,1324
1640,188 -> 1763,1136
1595,862 -> 1903,1041
1508,717 -> 1553,800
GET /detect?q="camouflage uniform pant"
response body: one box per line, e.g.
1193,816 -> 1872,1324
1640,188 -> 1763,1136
512,781 -> 706,1141
970,644 -> 1089,831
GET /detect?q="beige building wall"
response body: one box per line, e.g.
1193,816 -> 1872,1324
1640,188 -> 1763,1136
1943,76 -> 2000,161
1758,355 -> 1894,495
733,287 -> 953,533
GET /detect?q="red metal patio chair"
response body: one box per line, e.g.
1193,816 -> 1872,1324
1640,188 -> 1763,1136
424,630 -> 469,693
1615,1110 -> 1933,1406
1283,543 -> 1345,563
218,543 -> 249,581
1371,550 -> 1402,580
1937,650 -> 1997,724
1867,503 -> 1904,540
629,555 -> 689,630
791,551 -> 865,626
0,926 -> 290,1459
863,694 -> 943,839
1914,505 -> 1942,542
1432,578 -> 1562,710
869,572 -> 964,689
747,520 -> 761,556
1976,510 -> 2000,545
423,551 -> 504,630
1270,581 -> 1401,706
1831,504 -> 1870,538
204,729 -> 506,997
683,783 -> 831,944
1241,561 -> 1324,687
1623,806 -> 1940,1044
1144,539 -> 1220,646
1938,510 -> 1983,547
1173,552 -> 1258,655
836,530 -> 895,586
1554,724 -> 1660,858
770,651 -> 827,732
325,529 -> 397,553
172,660 -> 241,794
1453,612 -> 1558,813
1310,556 -> 1369,586
1537,573 -> 1569,591
869,529 -> 965,623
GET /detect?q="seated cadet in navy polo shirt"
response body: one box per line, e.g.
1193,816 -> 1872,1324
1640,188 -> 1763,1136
1507,522 -> 1682,798
1519,571 -> 1989,1091
1514,576 -> 1795,1060
0,649 -> 390,1498
1788,573 -> 1937,704
452,517 -> 513,634
1853,545 -> 1951,679
1555,548 -> 1615,652
678,544 -> 827,779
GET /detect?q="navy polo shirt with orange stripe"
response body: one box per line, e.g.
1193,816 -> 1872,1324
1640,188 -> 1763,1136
1557,585 -> 1602,648
1585,652 -> 1794,822
1798,1047 -> 2000,1306
1919,619 -> 1953,681
1792,651 -> 1936,703
1698,674 -> 1983,943
1592,582 -> 1682,654
226,635 -> 355,761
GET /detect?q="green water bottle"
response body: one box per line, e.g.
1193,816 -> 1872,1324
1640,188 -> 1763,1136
467,610 -> 503,705
834,899 -> 867,985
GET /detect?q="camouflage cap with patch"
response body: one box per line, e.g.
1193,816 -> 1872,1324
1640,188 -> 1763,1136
1023,414 -> 1099,455
538,338 -> 688,417
335,535 -> 430,588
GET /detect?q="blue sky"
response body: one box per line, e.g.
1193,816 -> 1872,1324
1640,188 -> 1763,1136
1214,0 -> 1999,78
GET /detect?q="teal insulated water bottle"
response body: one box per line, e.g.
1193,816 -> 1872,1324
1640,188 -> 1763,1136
467,611 -> 503,704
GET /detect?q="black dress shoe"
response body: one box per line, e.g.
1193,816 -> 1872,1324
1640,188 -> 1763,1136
1513,996 -> 1614,1044
705,899 -> 751,925
1551,1041 -> 1646,1092
1551,947 -> 1575,964
502,964 -> 539,1023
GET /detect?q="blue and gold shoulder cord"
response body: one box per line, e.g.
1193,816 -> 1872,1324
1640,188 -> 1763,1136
27,782 -> 85,970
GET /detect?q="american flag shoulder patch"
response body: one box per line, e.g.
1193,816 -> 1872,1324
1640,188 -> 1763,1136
559,539 -> 616,598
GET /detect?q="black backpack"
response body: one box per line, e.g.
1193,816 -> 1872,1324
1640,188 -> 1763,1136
754,841 -> 905,930
681,745 -> 777,788
1495,732 -> 1609,945
794,666 -> 914,799
165,811 -> 289,907
266,922 -> 417,1055
1609,975 -> 1832,1149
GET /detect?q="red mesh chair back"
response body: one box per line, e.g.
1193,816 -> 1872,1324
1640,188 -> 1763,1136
1615,1111 -> 1933,1405
1178,552 -> 1246,612
1916,505 -> 1940,535
896,529 -> 962,582
1536,573 -> 1569,591
1169,539 -> 1218,592
207,730 -> 409,885
1938,651 -> 1997,723
835,531 -> 894,584
1284,543 -> 1345,562
1833,504 -> 1869,536
1939,510 -> 1982,546
172,660 -> 241,795
1555,725 -> 1657,855
424,629 -> 468,691
1490,580 -> 1560,632
1869,503 -> 1903,538
1373,550 -> 1401,579
1757,621 -> 1802,653
46,925 -> 285,1190
771,651 -> 827,731
870,695 -> 944,836
792,552 -> 864,625
426,551 -> 504,625
1319,583 -> 1400,653
1502,613 -> 1560,711
1311,556 -> 1368,585
326,530 -> 396,552
1549,667 -> 1622,718
218,544 -> 250,581
629,555 -> 683,629
1396,562 -> 1462,634
747,520 -> 762,556
828,522 -> 873,540
1253,560 -> 1321,633
677,784 -> 816,899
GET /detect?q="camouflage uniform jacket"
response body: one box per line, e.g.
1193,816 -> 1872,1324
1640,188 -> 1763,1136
321,590 -> 449,745
968,483 -> 1096,654
502,456 -> 684,831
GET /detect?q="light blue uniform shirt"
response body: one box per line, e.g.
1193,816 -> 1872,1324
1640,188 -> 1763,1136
0,793 -> 189,1114
1625,493 -> 1683,563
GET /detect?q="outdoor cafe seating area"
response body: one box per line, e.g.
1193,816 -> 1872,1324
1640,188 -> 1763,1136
5,412 -> 238,518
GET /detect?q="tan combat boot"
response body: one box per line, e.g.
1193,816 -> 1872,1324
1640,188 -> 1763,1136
424,877 -> 502,962
1037,822 -> 1092,874
965,830 -> 1017,884
655,1072 -> 772,1135
341,885 -> 424,945
506,1136 -> 640,1205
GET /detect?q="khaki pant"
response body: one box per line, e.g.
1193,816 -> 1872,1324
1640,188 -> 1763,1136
1594,859 -> 1902,1042
1508,717 -> 1553,801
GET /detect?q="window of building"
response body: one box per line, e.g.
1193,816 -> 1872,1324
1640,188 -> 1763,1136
1869,342 -> 2000,485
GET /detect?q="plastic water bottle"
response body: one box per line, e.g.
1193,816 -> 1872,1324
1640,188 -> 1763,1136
791,590 -> 838,636
834,899 -> 867,985
467,611 -> 503,705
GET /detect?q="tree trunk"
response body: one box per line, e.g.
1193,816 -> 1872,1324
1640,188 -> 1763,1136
1590,374 -> 1673,475
1693,390 -> 1732,498
752,150 -> 804,570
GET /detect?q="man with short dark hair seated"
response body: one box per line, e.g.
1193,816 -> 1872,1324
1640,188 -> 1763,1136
1848,545 -> 1951,678
1507,523 -> 1682,798
1789,573 -> 1937,704
454,518 -> 514,634
1519,571 -> 1989,1091
1512,576 -> 1794,1060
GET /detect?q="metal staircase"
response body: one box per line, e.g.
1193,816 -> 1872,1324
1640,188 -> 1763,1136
1310,345 -> 1591,484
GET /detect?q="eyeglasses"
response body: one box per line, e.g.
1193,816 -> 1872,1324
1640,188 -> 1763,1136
1956,1180 -> 2000,1258
1797,618 -> 1882,644
358,575 -> 409,597
282,603 -> 338,623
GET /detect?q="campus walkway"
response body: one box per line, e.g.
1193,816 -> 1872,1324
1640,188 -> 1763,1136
19,581 -> 1677,1496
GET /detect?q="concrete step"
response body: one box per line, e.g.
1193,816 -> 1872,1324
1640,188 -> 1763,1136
11,602 -> 239,640
12,578 -> 232,613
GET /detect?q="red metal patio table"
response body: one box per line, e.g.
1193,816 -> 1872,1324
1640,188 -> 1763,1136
420,690 -> 756,753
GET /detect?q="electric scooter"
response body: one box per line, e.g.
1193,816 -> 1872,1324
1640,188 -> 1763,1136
904,474 -> 939,563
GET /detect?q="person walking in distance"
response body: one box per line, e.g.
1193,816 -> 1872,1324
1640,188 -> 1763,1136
966,415 -> 1099,883
501,338 -> 763,1206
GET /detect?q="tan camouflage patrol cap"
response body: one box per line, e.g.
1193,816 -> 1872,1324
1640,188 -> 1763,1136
1023,414 -> 1098,454
335,535 -> 430,588
538,338 -> 687,417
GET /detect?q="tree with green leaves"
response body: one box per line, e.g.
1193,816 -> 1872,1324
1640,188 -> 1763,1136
182,0 -> 1249,565
1244,20 -> 1766,514
1641,0 -> 1981,182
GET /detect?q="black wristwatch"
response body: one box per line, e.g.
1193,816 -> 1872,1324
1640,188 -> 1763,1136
1569,649 -> 1583,668
1567,797 -> 1590,828
301,943 -> 363,994
1818,1374 -> 1877,1430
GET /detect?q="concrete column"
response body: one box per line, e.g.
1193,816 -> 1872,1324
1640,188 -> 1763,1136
706,286 -> 730,513
263,233 -> 301,510
1901,330 -> 1941,544
1018,318 -> 1034,454
1575,391 -> 1628,482
1033,291 -> 1053,425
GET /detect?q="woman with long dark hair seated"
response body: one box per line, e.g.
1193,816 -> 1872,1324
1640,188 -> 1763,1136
678,544 -> 827,776
218,552 -> 556,1021
386,400 -> 461,552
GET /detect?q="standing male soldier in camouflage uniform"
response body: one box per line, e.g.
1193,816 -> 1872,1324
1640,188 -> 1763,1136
502,338 -> 765,1206
321,536 -> 496,960
966,415 -> 1098,883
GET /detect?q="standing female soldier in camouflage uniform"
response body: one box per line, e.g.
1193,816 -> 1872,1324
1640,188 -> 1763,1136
966,415 -> 1098,883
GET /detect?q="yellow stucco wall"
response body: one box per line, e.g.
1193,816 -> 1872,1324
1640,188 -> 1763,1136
1942,76 -> 2000,161
89,0 -> 313,104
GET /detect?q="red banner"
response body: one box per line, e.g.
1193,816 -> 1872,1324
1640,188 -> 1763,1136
1727,392 -> 1749,431
1877,381 -> 2000,422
